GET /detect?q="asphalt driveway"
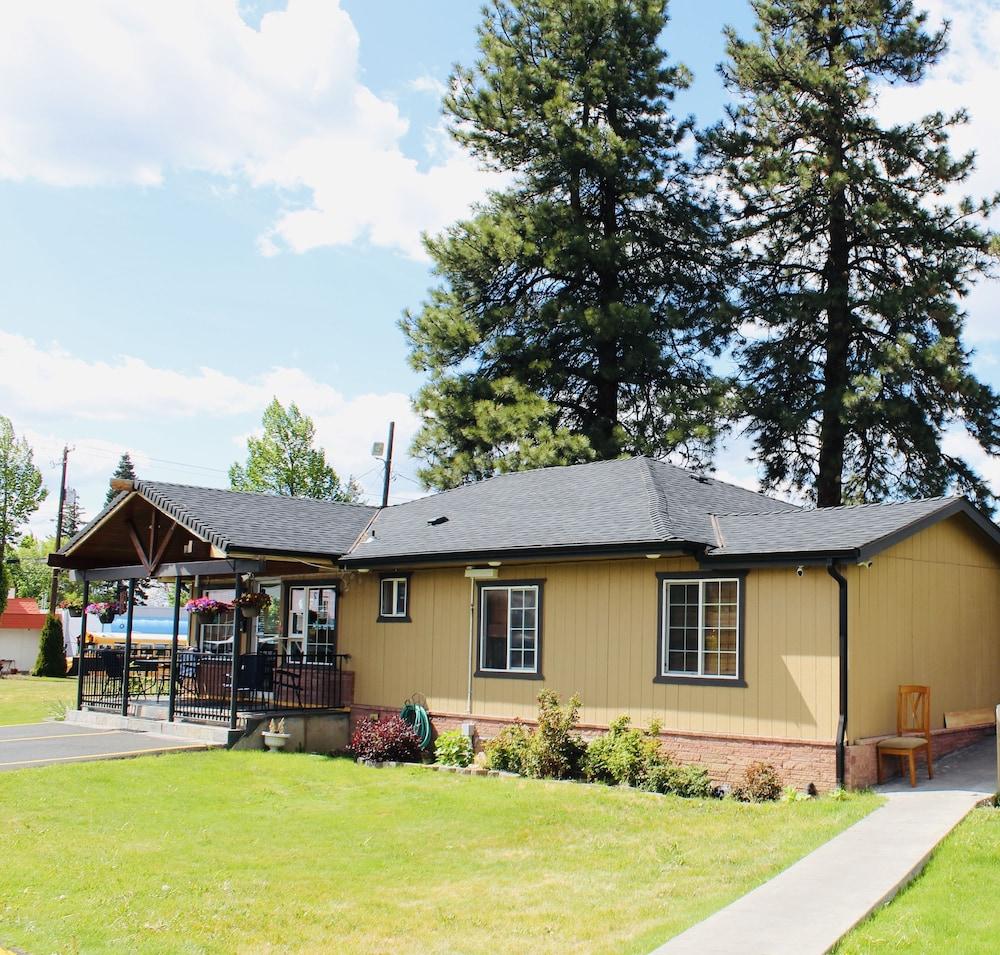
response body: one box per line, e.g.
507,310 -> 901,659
0,722 -> 210,771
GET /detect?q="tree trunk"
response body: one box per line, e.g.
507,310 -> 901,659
817,135 -> 851,508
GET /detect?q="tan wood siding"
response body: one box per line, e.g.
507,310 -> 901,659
848,514 -> 1000,741
338,556 -> 840,741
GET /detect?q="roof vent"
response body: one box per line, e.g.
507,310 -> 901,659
427,516 -> 449,526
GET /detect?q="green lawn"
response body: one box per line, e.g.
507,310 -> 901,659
0,674 -> 75,725
836,806 -> 1000,953
0,752 -> 878,955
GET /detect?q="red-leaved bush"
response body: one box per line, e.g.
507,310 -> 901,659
349,715 -> 421,763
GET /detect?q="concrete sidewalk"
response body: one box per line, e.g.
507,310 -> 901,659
652,739 -> 996,955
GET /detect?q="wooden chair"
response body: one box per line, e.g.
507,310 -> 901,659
876,685 -> 934,787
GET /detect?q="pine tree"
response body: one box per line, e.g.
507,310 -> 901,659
403,0 -> 733,489
62,490 -> 85,539
33,614 -> 67,678
230,399 -> 361,501
707,0 -> 1000,507
105,452 -> 137,506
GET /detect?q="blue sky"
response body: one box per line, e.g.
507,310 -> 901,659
1,0 -> 997,538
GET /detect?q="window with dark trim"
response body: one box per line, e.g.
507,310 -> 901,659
476,581 -> 542,678
656,573 -> 746,685
378,575 -> 409,622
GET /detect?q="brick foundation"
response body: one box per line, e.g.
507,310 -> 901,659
349,704 -> 840,792
845,722 -> 997,789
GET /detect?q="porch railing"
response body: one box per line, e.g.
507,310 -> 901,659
79,644 -> 351,723
173,650 -> 350,723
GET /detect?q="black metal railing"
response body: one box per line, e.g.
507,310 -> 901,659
79,645 -> 172,712
173,651 -> 349,723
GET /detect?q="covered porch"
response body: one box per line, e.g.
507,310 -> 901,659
49,479 -> 370,730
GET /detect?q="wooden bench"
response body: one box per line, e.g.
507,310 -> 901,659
944,707 -> 996,729
0,659 -> 14,677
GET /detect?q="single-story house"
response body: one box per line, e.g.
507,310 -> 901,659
50,456 -> 1000,789
0,597 -> 46,673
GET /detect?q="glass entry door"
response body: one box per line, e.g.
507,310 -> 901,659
286,586 -> 337,661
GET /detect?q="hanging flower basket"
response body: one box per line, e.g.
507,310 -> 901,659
60,601 -> 83,618
183,597 -> 231,622
234,590 -> 272,620
86,602 -> 118,624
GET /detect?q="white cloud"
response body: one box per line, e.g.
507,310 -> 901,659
875,0 -> 1000,342
0,0 -> 495,259
408,74 -> 448,97
1,332 -> 426,523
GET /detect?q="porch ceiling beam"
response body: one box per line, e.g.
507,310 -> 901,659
126,519 -> 152,573
65,558 -> 266,582
148,520 -> 179,576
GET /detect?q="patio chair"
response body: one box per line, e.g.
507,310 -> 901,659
98,649 -> 125,703
877,684 -> 934,787
272,666 -> 304,708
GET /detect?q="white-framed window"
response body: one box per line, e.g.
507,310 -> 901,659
660,577 -> 741,680
286,585 -> 337,662
479,583 -> 540,675
379,576 -> 409,620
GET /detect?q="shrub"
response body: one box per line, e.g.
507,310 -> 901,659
733,761 -> 783,802
348,715 -> 421,763
522,690 -> 586,780
484,722 -> 531,773
582,715 -> 663,788
653,763 -> 714,799
33,615 -> 67,678
434,729 -> 473,767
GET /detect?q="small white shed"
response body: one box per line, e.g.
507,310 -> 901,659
0,597 -> 45,673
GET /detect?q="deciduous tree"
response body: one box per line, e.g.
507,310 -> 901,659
230,399 -> 361,502
0,416 -> 47,615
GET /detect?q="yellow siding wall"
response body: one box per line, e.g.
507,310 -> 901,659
849,514 -> 1000,741
338,556 -> 840,741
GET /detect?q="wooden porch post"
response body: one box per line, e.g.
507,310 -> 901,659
228,573 -> 244,730
75,578 -> 89,711
121,577 -> 136,718
167,576 -> 182,723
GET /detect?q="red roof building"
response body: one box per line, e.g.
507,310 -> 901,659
0,597 -> 46,631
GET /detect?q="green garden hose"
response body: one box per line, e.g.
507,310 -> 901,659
400,700 -> 432,750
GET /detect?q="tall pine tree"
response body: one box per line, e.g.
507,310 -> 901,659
105,452 -> 137,506
404,0 -> 733,489
708,0 -> 1000,507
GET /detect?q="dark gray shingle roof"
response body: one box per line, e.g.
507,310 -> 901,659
135,481 -> 377,557
708,496 -> 997,560
343,457 -> 798,563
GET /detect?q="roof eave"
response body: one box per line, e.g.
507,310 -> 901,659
340,539 -> 701,569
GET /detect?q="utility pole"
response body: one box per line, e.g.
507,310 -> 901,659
47,445 -> 69,614
380,421 -> 395,509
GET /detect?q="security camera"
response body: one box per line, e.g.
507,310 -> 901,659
796,566 -> 805,577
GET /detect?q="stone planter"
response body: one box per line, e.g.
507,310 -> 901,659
262,731 -> 291,752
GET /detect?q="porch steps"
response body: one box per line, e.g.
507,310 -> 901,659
65,709 -> 240,747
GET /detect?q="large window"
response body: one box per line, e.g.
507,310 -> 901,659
378,576 -> 409,621
478,583 -> 541,677
658,576 -> 743,683
254,583 -> 282,651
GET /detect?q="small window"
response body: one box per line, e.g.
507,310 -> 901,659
477,583 -> 541,677
378,576 -> 409,621
658,576 -> 743,684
